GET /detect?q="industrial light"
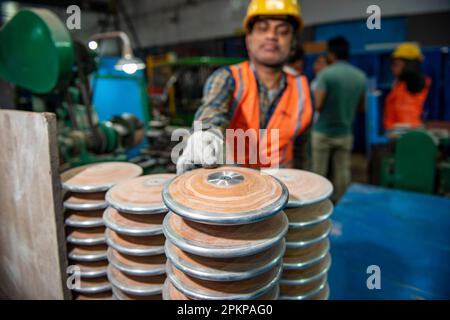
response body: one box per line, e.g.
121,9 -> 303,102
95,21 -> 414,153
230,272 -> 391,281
88,40 -> 98,50
89,31 -> 145,75
115,56 -> 146,75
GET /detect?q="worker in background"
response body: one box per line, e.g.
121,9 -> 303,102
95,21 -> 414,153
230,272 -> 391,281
384,43 -> 431,132
312,36 -> 367,201
284,45 -> 305,76
283,45 -> 312,170
177,0 -> 313,173
310,55 -> 328,91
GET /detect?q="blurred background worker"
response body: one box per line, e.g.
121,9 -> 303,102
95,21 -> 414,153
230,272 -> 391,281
384,43 -> 431,132
284,45 -> 305,76
310,55 -> 328,91
312,36 -> 367,201
177,0 -> 313,174
284,45 -> 312,170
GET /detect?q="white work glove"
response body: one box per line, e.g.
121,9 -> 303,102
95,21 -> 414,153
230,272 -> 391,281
176,129 -> 224,175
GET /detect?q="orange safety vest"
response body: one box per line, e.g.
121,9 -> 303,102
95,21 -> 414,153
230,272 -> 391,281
226,61 -> 313,168
384,78 -> 431,130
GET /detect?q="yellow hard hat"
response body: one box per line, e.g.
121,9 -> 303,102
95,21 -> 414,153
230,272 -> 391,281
392,43 -> 423,61
244,0 -> 303,31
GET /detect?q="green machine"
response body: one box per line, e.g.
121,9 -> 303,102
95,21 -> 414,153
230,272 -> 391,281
380,129 -> 450,196
0,8 -> 145,171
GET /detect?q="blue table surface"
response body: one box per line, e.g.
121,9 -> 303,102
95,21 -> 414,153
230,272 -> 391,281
328,183 -> 450,300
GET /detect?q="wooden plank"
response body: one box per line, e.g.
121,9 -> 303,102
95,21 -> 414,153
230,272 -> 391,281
0,110 -> 70,299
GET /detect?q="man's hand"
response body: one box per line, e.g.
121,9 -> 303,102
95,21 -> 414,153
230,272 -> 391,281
176,129 -> 224,175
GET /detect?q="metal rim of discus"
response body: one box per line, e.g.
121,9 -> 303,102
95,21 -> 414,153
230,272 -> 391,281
164,239 -> 285,282
66,233 -> 106,246
65,214 -> 105,229
75,264 -> 108,279
103,207 -> 164,237
68,248 -> 108,262
162,212 -> 289,258
71,279 -> 112,294
162,279 -> 280,301
280,254 -> 331,285
106,248 -> 166,277
285,221 -> 332,249
107,265 -> 164,296
63,182 -> 112,194
105,191 -> 169,216
63,200 -> 108,212
105,228 -> 165,257
282,239 -> 330,269
62,165 -> 143,193
162,173 -> 289,226
166,261 -> 283,300
161,279 -> 171,300
287,203 -> 334,229
112,286 -> 160,301
279,279 -> 328,300
285,192 -> 333,208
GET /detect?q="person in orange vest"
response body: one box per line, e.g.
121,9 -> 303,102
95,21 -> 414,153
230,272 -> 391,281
384,43 -> 431,131
177,0 -> 313,174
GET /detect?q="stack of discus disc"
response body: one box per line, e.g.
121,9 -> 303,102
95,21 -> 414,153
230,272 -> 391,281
270,169 -> 333,300
61,162 -> 143,300
104,174 -> 175,300
161,166 -> 289,300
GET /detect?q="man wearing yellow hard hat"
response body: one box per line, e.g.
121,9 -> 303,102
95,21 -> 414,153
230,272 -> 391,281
384,43 -> 431,131
177,0 -> 313,173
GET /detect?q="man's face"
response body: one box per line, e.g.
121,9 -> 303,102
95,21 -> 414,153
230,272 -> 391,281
246,19 -> 294,68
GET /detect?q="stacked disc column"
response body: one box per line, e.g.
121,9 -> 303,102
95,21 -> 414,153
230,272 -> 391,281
104,174 -> 175,300
162,167 -> 289,300
272,169 -> 334,300
61,162 -> 143,300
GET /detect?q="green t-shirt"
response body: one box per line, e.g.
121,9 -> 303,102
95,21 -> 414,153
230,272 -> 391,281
313,61 -> 367,136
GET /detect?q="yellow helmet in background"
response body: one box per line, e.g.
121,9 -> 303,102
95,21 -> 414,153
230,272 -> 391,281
392,43 -> 424,61
244,0 -> 303,32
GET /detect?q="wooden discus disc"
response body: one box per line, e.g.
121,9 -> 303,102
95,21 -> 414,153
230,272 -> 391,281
75,291 -> 113,300
166,260 -> 282,300
105,228 -> 165,256
71,276 -> 111,294
103,207 -> 164,236
62,162 -> 143,193
66,227 -> 106,246
107,265 -> 165,296
68,244 -> 108,262
69,259 -> 108,278
279,275 -> 327,300
285,220 -> 332,248
310,283 -> 330,300
107,248 -> 166,276
280,254 -> 331,285
106,174 -> 175,214
283,239 -> 330,269
285,200 -> 333,228
163,279 -> 280,301
112,286 -> 162,300
165,239 -> 285,282
162,167 -> 288,225
64,192 -> 107,211
269,169 -> 333,207
163,211 -> 288,258
65,210 -> 104,228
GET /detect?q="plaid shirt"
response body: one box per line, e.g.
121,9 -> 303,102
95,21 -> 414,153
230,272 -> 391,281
194,63 -> 287,134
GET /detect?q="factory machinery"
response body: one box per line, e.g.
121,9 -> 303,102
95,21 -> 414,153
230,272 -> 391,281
0,8 -> 146,171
